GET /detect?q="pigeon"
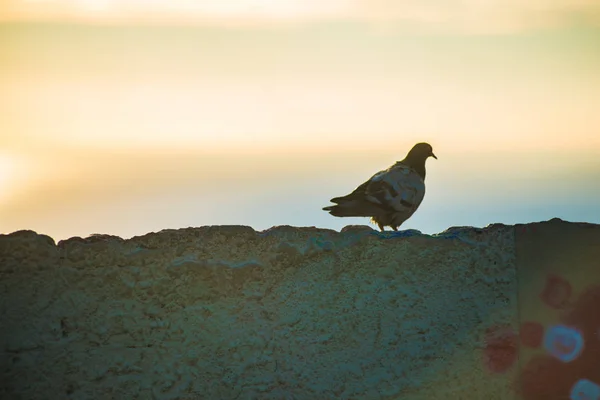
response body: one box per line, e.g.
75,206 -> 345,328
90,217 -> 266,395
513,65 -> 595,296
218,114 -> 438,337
322,142 -> 437,232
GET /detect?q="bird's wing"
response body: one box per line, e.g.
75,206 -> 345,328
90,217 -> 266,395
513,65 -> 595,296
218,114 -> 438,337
330,172 -> 380,203
364,163 -> 426,212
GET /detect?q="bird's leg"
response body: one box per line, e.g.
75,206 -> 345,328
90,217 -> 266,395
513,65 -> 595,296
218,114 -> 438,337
378,223 -> 385,232
392,226 -> 398,232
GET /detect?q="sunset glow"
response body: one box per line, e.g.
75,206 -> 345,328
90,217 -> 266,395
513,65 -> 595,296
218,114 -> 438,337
0,155 -> 14,203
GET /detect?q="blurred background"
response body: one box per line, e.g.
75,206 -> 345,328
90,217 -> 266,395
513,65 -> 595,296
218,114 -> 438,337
1,0 -> 599,240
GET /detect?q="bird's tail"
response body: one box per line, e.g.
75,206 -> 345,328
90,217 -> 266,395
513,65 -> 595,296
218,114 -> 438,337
322,200 -> 383,217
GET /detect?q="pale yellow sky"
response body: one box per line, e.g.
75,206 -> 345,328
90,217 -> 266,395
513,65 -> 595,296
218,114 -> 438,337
1,0 -> 600,240
2,0 -> 600,33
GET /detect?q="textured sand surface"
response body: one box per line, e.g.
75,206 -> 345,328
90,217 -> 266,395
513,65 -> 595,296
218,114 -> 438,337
1,219 -> 593,399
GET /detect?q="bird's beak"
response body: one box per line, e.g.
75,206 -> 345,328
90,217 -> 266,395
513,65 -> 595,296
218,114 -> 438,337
431,152 -> 437,160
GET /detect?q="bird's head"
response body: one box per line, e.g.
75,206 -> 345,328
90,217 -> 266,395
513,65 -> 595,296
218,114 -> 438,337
406,142 -> 437,162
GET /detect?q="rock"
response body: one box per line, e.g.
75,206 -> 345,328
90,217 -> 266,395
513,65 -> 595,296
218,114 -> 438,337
1,218 -> 599,399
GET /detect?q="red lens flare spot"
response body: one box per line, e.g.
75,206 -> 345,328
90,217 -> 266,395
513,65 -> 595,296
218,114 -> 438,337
483,325 -> 519,373
540,274 -> 572,309
520,321 -> 544,348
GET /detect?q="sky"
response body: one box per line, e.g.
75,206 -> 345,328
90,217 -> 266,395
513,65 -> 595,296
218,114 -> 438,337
1,0 -> 600,241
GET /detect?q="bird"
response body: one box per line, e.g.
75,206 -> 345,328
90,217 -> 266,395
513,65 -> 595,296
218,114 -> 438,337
322,142 -> 437,232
